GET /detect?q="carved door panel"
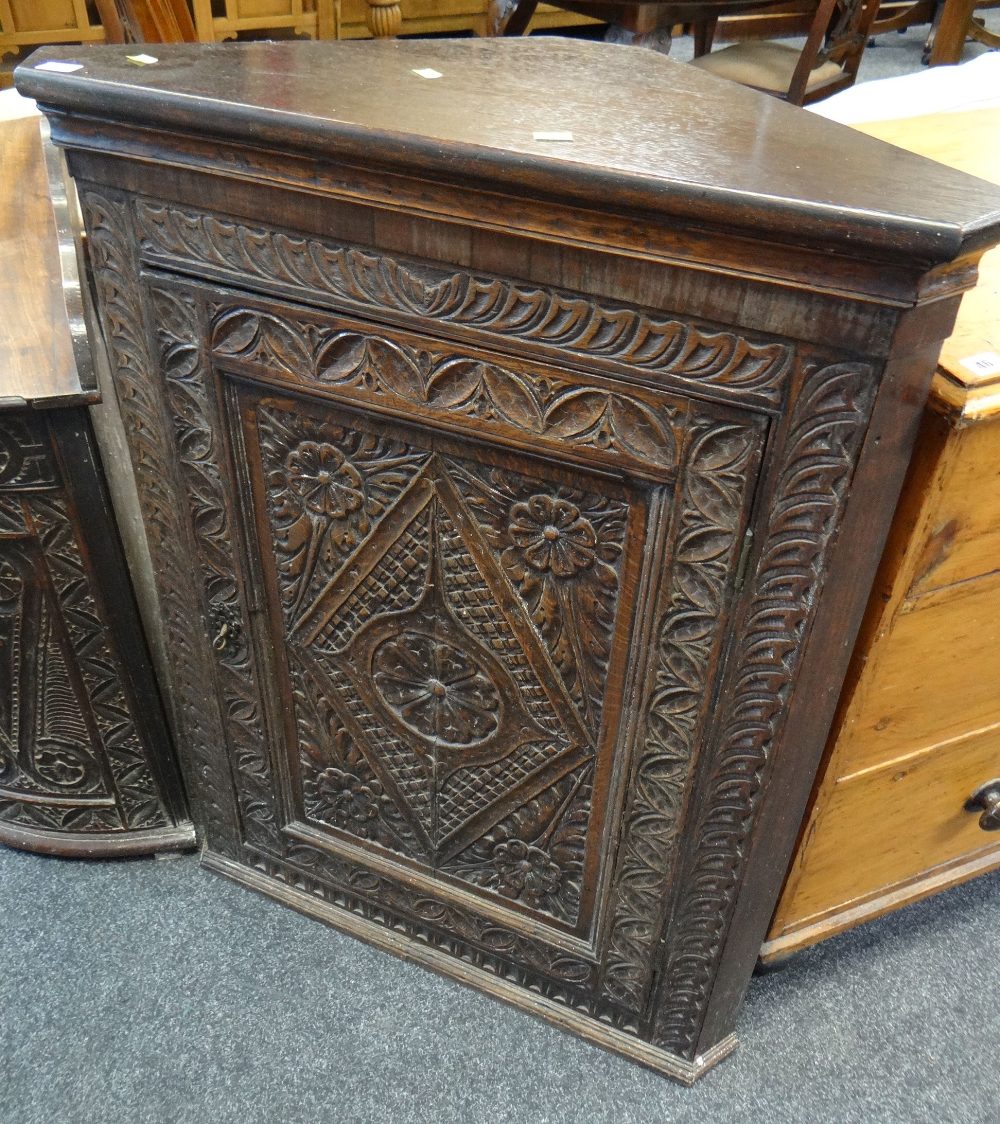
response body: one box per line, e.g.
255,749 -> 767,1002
0,539 -> 120,824
143,271 -> 770,1019
245,389 -> 638,937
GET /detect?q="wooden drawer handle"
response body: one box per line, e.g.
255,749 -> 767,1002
965,781 -> 1000,831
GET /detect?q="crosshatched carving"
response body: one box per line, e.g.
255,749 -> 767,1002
256,397 -> 623,926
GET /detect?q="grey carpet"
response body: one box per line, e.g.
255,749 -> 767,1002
1,845 -> 998,1124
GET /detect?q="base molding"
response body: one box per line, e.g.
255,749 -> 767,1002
0,820 -> 196,859
202,850 -> 738,1085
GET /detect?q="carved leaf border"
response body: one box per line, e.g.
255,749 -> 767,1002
134,199 -> 793,408
600,415 -> 762,1011
82,188 -> 243,856
149,284 -> 279,852
650,362 -> 876,1055
210,308 -> 684,476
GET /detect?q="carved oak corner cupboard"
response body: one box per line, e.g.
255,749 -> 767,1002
17,38 -> 1000,1081
0,111 -> 193,857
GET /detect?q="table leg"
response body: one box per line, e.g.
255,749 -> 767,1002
365,0 -> 403,36
928,0 -> 976,62
495,0 -> 539,35
693,15 -> 718,56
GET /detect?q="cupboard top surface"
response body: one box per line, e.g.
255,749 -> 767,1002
16,38 -> 1000,267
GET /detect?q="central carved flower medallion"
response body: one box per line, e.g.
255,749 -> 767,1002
372,629 -> 501,747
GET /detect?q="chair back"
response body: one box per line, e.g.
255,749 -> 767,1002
94,0 -> 199,43
788,0 -> 881,104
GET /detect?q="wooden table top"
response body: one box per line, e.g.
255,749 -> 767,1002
0,112 -> 95,408
16,39 -> 1000,266
854,109 -> 1000,419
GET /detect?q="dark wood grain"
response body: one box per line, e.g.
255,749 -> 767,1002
19,38 -> 1000,1081
15,39 -> 1000,262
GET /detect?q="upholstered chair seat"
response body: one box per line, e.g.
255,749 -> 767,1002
688,0 -> 880,106
690,41 -> 845,95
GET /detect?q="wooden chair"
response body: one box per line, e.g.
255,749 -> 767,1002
927,0 -> 1000,62
190,0 -> 338,41
93,0 -> 198,42
690,0 -> 881,105
0,1 -> 107,61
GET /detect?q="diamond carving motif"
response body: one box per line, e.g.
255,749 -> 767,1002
257,397 -> 629,924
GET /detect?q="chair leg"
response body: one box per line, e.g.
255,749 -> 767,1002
928,0 -> 976,62
93,0 -> 127,42
502,0 -> 540,35
968,13 -> 1000,45
693,15 -> 718,57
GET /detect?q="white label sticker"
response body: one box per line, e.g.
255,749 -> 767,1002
127,54 -> 159,65
959,351 -> 1000,376
412,68 -> 443,79
532,130 -> 573,142
34,61 -> 84,73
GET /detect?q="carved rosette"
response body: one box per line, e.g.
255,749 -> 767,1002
447,460 -> 628,739
260,405 -> 429,621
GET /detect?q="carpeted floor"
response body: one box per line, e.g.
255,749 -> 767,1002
1,845 -> 998,1124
